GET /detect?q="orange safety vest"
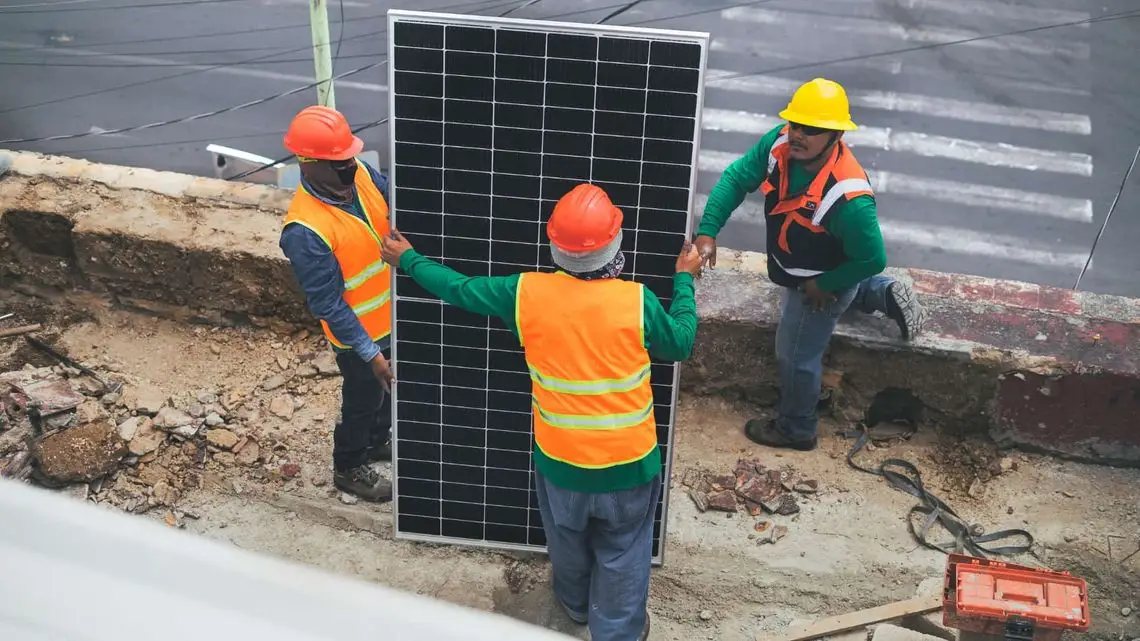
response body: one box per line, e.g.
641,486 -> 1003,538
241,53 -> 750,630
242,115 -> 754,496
515,271 -> 657,470
281,160 -> 392,349
759,124 -> 874,284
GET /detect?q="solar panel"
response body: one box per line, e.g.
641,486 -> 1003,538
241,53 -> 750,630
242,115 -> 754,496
386,9 -> 709,565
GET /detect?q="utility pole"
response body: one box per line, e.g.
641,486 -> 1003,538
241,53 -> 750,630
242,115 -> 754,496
309,0 -> 336,108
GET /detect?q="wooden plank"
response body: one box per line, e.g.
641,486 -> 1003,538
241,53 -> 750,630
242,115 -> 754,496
0,324 -> 40,339
759,593 -> 944,641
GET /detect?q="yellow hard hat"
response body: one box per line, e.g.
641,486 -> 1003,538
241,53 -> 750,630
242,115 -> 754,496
778,78 -> 858,131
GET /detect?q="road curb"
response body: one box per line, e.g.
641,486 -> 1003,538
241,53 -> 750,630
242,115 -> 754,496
2,150 -> 1137,465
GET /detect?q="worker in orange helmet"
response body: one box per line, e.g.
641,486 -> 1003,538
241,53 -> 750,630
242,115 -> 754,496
279,105 -> 395,503
381,183 -> 702,641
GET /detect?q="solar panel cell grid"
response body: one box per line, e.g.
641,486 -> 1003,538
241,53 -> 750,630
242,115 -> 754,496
388,10 -> 707,564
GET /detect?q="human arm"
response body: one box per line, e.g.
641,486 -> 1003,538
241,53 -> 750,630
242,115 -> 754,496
694,125 -> 784,266
641,273 -> 698,361
395,246 -> 520,330
640,241 -> 702,361
814,195 -> 888,292
279,223 -> 382,363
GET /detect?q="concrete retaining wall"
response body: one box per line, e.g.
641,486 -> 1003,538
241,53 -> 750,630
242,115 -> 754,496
2,150 -> 1138,465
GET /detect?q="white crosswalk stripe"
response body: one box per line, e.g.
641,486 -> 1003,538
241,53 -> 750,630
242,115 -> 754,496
692,195 -> 1090,269
704,70 -> 1091,135
719,6 -> 1090,59
687,2 -> 1096,274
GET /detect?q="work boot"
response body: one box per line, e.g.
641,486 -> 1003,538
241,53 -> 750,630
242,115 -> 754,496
743,418 -> 817,451
885,281 -> 923,341
334,464 -> 392,502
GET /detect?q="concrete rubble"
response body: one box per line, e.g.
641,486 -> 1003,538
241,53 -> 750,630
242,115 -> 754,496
0,336 -> 343,522
681,457 -> 821,544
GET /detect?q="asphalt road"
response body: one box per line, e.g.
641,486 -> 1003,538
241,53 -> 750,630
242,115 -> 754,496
2,0 -> 1139,298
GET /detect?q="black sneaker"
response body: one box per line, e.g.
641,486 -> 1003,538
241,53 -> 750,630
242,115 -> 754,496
639,610 -> 651,641
885,281 -> 923,341
743,418 -> 817,451
334,464 -> 392,502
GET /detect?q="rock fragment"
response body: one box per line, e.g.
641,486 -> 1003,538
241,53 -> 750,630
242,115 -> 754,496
153,406 -> 194,431
707,490 -> 738,512
313,352 -> 339,376
35,421 -> 127,483
205,428 -> 239,450
268,394 -> 295,419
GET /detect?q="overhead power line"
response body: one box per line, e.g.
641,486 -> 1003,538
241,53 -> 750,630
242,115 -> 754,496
0,60 -> 387,144
0,0 -> 253,13
0,0 -> 521,116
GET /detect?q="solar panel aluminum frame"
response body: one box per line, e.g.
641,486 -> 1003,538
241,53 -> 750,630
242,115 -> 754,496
386,8 -> 710,567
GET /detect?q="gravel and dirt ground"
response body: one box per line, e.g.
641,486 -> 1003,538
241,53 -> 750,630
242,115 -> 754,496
2,299 -> 1138,641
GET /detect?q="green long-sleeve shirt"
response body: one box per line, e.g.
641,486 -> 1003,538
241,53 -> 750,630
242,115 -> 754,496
698,124 -> 888,292
397,249 -> 698,493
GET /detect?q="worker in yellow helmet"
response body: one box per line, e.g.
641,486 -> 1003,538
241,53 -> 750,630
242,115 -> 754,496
694,78 -> 924,451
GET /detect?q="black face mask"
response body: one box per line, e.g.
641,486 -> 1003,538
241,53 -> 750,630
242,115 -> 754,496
332,161 -> 358,186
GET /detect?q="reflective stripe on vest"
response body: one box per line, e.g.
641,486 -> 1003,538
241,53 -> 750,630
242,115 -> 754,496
281,160 -> 392,348
759,125 -> 874,276
515,272 -> 657,470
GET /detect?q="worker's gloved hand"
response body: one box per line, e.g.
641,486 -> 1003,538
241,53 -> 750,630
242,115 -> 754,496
369,353 -> 395,391
381,228 -> 414,266
675,240 -> 703,277
693,234 -> 717,269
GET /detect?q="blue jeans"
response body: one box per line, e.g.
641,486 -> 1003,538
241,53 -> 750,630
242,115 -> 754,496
775,275 -> 895,440
534,471 -> 661,641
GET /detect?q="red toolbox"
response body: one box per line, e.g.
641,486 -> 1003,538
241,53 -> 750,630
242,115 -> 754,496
943,553 -> 1090,641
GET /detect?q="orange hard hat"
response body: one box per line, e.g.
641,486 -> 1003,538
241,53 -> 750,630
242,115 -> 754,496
547,183 -> 623,253
283,105 -> 363,161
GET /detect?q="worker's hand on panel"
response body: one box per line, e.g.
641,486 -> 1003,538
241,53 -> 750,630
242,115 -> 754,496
381,228 -> 414,266
693,234 -> 717,269
675,240 -> 703,277
801,279 -> 835,311
369,353 -> 395,391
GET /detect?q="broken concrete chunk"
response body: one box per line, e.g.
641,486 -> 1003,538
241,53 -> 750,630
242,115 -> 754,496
774,493 -> 800,516
35,420 -> 127,483
706,490 -> 738,512
131,386 -> 168,416
205,428 -> 239,451
117,416 -> 144,441
268,394 -> 295,420
707,474 -> 736,491
735,470 -> 783,505
262,374 -> 287,391
235,441 -> 261,466
792,480 -> 819,494
313,351 -> 339,376
153,406 -> 194,431
76,399 -> 110,424
276,355 -> 291,371
127,419 -> 164,457
152,480 -> 180,506
296,364 -> 319,378
281,462 -> 301,479
16,379 -> 85,416
204,412 -> 225,427
688,488 -> 710,512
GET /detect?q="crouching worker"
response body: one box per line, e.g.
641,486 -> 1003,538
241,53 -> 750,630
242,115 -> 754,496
380,183 -> 701,641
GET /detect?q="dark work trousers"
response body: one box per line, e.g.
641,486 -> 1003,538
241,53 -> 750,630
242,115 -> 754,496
332,347 -> 391,472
